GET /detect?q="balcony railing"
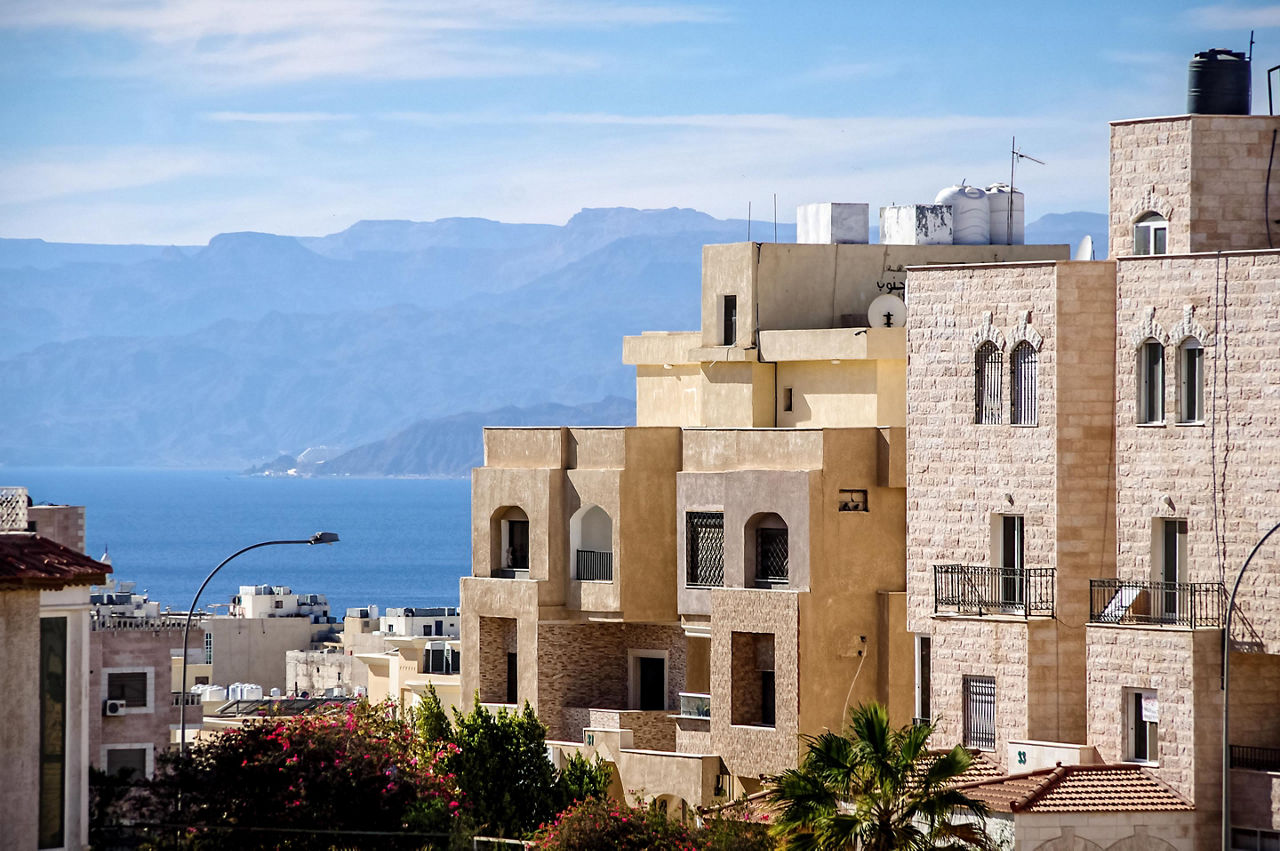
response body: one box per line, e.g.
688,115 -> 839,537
1089,579 -> 1225,628
170,692 -> 202,707
575,549 -> 613,581
677,692 -> 711,719
494,567 -> 530,579
1230,745 -> 1280,772
934,564 -> 1055,618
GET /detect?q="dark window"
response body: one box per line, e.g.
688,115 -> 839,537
723,295 -> 737,345
1161,519 -> 1187,620
1140,340 -> 1165,424
506,652 -> 518,705
1179,340 -> 1204,423
107,671 -> 148,706
450,649 -> 461,674
1130,691 -> 1159,761
106,747 -> 147,779
686,511 -> 725,586
975,342 -> 1003,424
1010,342 -> 1037,425
638,656 -> 666,711
756,527 -> 789,584
430,648 -> 446,673
506,519 -> 529,570
39,617 -> 67,849
916,637 -> 932,723
435,619 -> 444,636
1000,516 -> 1025,606
782,387 -> 793,412
963,675 -> 996,751
760,670 -> 776,727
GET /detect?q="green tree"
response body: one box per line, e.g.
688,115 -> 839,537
554,750 -> 613,810
763,703 -> 993,851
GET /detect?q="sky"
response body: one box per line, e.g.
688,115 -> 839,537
1,0 -> 1277,245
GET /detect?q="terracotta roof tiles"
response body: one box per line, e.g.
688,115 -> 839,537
0,532 -> 111,589
956,763 -> 1192,813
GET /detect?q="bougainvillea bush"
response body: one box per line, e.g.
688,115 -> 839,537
529,797 -> 775,851
136,702 -> 462,849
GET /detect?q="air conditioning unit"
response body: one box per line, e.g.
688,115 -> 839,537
103,699 -> 126,716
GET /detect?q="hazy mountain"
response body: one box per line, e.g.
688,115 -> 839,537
250,397 -> 635,478
0,208 -> 1099,468
1025,212 -> 1108,258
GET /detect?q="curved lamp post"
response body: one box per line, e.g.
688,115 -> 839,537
1222,519 -> 1280,850
179,532 -> 340,755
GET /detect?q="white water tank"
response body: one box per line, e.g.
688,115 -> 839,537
241,683 -> 264,700
204,685 -> 227,702
934,185 -> 990,245
986,183 -> 1025,245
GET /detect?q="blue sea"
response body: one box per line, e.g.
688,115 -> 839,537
2,468 -> 471,617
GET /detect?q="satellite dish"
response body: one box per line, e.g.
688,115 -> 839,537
1074,234 -> 1095,261
868,294 -> 907,329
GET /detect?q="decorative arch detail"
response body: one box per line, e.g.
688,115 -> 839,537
1128,188 -> 1174,223
972,311 -> 1006,350
1010,310 -> 1044,351
1106,834 -> 1178,851
1168,304 -> 1210,346
1127,306 -> 1169,350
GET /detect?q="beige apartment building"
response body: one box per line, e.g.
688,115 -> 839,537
906,111 -> 1280,848
460,235 -> 1064,814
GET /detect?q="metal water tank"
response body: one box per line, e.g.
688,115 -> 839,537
934,185 -> 990,245
1188,49 -> 1250,115
986,183 -> 1025,245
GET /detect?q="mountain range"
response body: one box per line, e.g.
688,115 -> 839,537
0,208 -> 1107,470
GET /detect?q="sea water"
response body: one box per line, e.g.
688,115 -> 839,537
2,467 -> 471,617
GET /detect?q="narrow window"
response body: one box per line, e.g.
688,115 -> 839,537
686,511 -> 725,586
1127,689 -> 1159,762
722,295 -> 737,345
203,632 -> 213,665
915,636 -> 932,724
506,652 -> 518,705
1178,339 -> 1204,423
1139,340 -> 1165,424
435,619 -> 444,636
962,675 -> 996,751
999,515 -> 1025,607
975,342 -> 1003,424
760,670 -> 776,726
1133,213 -> 1168,256
1158,519 -> 1187,622
39,617 -> 67,849
1010,342 -> 1037,426
782,387 -> 793,413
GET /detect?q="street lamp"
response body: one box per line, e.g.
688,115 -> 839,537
179,532 -> 340,755
1221,519 -> 1280,850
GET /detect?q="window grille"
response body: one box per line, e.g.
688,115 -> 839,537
756,527 -> 788,583
962,675 -> 996,750
687,511 -> 724,586
1010,342 -> 1037,425
975,343 -> 1003,424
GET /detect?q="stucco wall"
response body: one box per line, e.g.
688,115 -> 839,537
207,616 -> 323,691
0,588 -> 41,850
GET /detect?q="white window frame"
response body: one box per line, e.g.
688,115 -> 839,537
1124,688 -> 1159,765
1177,338 -> 1204,424
1153,518 -> 1188,622
914,635 -> 932,724
1133,213 -> 1168,256
102,742 -> 155,778
991,514 -> 1025,607
1138,339 -> 1165,424
627,649 -> 668,711
102,666 -> 155,715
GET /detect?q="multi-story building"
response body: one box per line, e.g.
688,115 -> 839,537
460,221 -> 1064,814
906,103 -> 1280,845
0,487 -> 110,851
230,584 -> 331,621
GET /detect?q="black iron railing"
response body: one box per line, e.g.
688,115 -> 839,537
934,564 -> 1055,617
1089,579 -> 1225,628
575,549 -> 613,581
494,567 -> 529,579
1230,744 -> 1280,772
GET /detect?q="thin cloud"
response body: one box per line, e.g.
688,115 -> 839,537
205,112 -> 356,123
0,147 -> 236,206
1184,4 -> 1280,29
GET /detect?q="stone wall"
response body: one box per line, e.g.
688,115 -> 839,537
0,589 -> 41,850
90,626 -> 184,775
286,649 -> 364,696
477,616 -> 517,704
1016,811 -> 1197,851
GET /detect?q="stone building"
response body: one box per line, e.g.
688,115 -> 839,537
460,231 -> 1064,814
906,110 -> 1280,847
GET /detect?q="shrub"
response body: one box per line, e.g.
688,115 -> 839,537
530,797 -> 702,851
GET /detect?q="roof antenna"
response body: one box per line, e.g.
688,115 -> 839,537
1009,136 -> 1045,243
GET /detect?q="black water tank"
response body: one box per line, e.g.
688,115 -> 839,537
1188,49 -> 1251,114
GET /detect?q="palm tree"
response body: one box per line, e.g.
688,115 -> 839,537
763,702 -> 994,850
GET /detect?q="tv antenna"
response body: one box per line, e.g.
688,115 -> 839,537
1009,136 -> 1045,243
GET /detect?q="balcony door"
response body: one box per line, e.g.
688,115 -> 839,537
1158,519 -> 1187,622
630,651 -> 667,711
999,515 -> 1024,606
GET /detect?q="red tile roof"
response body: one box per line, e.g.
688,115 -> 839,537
0,533 -> 111,589
956,763 -> 1193,813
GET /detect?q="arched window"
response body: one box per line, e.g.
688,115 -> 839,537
975,342 -> 1003,424
1177,338 -> 1204,423
570,504 -> 613,581
1138,339 -> 1165,424
493,506 -> 529,574
745,512 -> 788,587
1010,341 -> 1037,426
1133,213 -> 1167,256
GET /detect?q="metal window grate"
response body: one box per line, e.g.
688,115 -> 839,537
687,511 -> 724,586
1010,342 -> 1037,425
575,549 -> 613,581
975,343 -> 1003,424
0,486 -> 27,532
756,527 -> 788,583
963,675 -> 996,751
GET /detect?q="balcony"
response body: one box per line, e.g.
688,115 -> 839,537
933,564 -> 1055,618
1231,745 -> 1280,772
575,549 -> 613,582
676,692 -> 711,720
1089,579 -> 1225,628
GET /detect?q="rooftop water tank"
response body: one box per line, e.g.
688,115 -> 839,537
986,183 -> 1025,245
1188,49 -> 1250,115
934,185 -> 990,245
